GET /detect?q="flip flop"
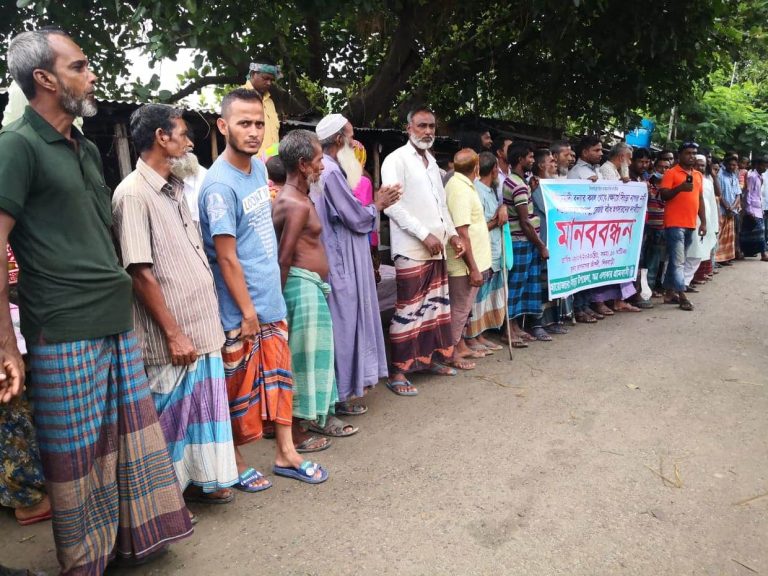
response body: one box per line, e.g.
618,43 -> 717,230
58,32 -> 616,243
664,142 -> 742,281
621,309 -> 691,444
575,312 -> 597,324
510,338 -> 529,348
528,327 -> 553,341
386,379 -> 418,396
184,487 -> 235,505
335,401 -> 368,416
273,460 -> 329,484
679,299 -> 694,311
234,467 -> 272,493
426,362 -> 458,376
448,358 -> 476,370
544,324 -> 569,334
295,435 -> 332,453
467,344 -> 493,356
478,341 -> 503,351
15,509 -> 52,526
306,416 -> 359,438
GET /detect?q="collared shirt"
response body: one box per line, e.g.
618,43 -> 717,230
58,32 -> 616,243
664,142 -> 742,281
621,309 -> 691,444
744,169 -> 764,219
598,161 -> 622,181
444,173 -> 492,276
112,159 -> 224,365
568,159 -> 602,180
381,143 -> 457,260
183,165 -> 208,223
243,80 -> 280,156
475,178 -> 503,271
0,107 -> 132,343
718,169 -> 741,211
503,173 -> 540,239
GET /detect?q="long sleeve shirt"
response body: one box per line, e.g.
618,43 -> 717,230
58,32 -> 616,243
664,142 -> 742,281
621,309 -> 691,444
744,169 -> 764,219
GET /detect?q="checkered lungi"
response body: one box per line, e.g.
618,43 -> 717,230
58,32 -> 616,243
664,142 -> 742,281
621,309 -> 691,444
507,240 -> 543,319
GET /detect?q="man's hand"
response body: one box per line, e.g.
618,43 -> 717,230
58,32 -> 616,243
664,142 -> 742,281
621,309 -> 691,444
469,268 -> 484,287
588,175 -> 599,183
677,181 -> 694,193
240,312 -> 261,341
167,331 -> 197,366
449,235 -> 466,258
698,223 -> 707,238
539,245 -> 550,260
422,233 -> 444,257
0,348 -> 24,403
374,184 -> 402,211
620,176 -> 631,183
496,205 -> 508,226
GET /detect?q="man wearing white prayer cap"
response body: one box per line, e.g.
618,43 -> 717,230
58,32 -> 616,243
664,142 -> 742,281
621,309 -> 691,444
244,59 -> 281,156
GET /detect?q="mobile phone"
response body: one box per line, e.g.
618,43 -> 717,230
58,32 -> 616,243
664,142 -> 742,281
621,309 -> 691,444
686,174 -> 693,183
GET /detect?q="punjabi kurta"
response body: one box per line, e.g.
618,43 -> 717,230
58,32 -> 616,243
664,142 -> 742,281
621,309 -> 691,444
312,154 -> 388,401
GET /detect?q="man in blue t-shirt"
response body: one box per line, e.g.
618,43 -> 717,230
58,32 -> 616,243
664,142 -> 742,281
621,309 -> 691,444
199,89 -> 328,488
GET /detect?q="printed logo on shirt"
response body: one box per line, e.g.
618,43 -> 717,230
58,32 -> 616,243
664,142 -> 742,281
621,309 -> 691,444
206,192 -> 228,223
242,185 -> 270,214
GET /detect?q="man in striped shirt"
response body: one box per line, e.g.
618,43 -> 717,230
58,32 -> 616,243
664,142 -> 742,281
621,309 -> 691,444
112,104 -> 239,510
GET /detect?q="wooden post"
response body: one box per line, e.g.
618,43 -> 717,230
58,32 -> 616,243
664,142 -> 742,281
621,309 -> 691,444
114,123 -> 132,180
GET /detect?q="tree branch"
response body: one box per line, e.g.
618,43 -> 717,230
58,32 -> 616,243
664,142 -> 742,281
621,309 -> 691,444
166,74 -> 242,103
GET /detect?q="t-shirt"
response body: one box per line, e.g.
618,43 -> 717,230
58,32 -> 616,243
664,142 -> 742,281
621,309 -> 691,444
199,156 -> 286,330
660,165 -> 701,229
0,107 -> 133,343
503,173 -> 540,239
444,173 -> 492,276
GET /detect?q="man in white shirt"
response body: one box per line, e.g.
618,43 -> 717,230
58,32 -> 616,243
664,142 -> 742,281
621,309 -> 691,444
381,107 -> 465,396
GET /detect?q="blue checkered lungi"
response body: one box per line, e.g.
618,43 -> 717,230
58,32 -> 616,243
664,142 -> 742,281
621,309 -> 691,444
507,240 -> 543,319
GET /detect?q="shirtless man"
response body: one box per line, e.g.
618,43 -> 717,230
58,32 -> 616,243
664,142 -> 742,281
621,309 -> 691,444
273,129 -> 356,448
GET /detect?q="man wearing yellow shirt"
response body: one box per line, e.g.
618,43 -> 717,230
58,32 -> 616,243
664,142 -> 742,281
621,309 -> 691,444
445,148 -> 492,370
244,61 -> 281,156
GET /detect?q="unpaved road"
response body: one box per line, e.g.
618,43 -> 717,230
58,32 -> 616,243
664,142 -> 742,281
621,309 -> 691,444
3,260 -> 767,575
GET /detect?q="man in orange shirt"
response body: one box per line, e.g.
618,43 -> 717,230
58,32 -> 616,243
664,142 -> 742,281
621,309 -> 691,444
659,142 -> 707,311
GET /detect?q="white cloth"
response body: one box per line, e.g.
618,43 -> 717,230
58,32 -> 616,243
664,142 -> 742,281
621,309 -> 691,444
183,165 -> 208,223
381,143 -> 457,260
598,161 -> 622,181
683,257 -> 702,287
687,175 -> 718,258
316,114 -> 347,140
567,159 -> 602,180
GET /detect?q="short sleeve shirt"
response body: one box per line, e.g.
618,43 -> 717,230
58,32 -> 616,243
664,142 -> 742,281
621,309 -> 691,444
199,156 -> 286,330
444,173 -> 492,276
0,107 -> 132,343
503,174 -> 540,239
660,165 -> 702,229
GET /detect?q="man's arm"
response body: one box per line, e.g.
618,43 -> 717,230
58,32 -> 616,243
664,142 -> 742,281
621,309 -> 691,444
0,212 -> 24,402
381,155 -> 430,241
324,171 -> 377,235
698,189 -> 707,236
455,225 -> 483,287
213,235 -> 260,339
273,199 -> 309,290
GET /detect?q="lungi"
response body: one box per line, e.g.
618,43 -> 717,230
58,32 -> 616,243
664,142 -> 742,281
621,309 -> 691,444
466,269 -> 506,338
447,273 -> 480,346
146,351 -> 238,494
739,214 -> 767,257
283,267 -> 337,425
389,256 -> 453,373
715,213 -> 736,262
222,321 -> 293,445
590,282 -> 637,303
0,396 -> 46,509
508,240 -> 543,319
28,331 -> 192,575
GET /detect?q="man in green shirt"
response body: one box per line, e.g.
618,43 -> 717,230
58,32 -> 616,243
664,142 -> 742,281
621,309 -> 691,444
0,29 -> 191,574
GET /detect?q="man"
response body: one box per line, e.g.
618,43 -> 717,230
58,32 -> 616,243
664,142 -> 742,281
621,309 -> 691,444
172,151 -> 208,223
740,157 -> 768,260
762,158 -> 768,248
658,149 -> 676,166
465,152 -> 507,352
444,149 -> 492,369
112,104 -> 238,508
0,29 -> 191,573
637,152 -> 668,300
686,154 -> 720,287
718,156 -> 743,262
244,60 -> 281,156
598,142 -> 632,182
659,142 -> 707,311
381,107 -> 465,395
568,136 -> 602,323
504,142 -> 548,346
550,140 -> 573,178
312,114 -> 400,413
199,88 -> 327,485
272,128 -> 350,446
492,136 -> 513,198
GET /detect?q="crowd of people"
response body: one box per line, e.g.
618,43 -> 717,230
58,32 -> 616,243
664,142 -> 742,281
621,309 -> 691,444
0,28 -> 767,576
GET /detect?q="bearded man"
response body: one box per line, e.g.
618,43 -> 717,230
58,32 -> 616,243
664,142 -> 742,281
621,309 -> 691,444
112,104 -> 239,515
381,107 -> 465,395
0,29 -> 192,573
312,114 -> 400,413
165,150 -> 207,222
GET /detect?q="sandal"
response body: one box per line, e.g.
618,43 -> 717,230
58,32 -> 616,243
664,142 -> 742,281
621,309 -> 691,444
663,295 -> 680,305
386,379 -> 418,396
591,303 -> 614,316
476,340 -> 503,351
614,303 -> 641,312
448,357 -> 476,370
295,434 -> 333,453
306,416 -> 358,437
184,487 -> 234,505
679,298 -> 694,311
335,401 -> 368,416
234,467 -> 272,493
519,331 -> 536,342
528,327 -> 553,341
544,324 -> 569,334
426,362 -> 458,376
510,338 -> 529,348
273,460 -> 328,484
575,311 -> 597,324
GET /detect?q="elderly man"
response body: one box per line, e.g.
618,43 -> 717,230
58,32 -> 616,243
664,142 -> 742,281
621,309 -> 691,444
312,114 -> 400,412
112,104 -> 238,510
444,149 -> 492,369
381,107 -> 465,395
550,140 -> 573,178
244,59 -> 281,156
0,29 -> 192,573
199,88 -> 327,486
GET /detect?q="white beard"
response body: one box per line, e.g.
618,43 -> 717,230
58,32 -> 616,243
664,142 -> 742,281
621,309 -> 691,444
170,152 -> 201,180
60,85 -> 97,118
409,134 -> 434,151
337,140 -> 363,189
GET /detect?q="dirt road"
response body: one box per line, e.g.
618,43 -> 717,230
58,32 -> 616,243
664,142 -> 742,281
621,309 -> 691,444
3,260 -> 767,575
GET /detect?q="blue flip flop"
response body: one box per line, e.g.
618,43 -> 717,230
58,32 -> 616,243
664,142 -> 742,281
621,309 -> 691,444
234,467 -> 272,493
386,379 -> 418,396
273,461 -> 329,484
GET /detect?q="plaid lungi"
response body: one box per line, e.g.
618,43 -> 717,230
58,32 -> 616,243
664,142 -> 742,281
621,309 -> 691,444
28,331 -> 192,575
739,215 -> 766,257
283,267 -> 337,425
466,269 -> 506,338
508,240 -> 543,319
389,256 -> 453,373
715,213 -> 736,262
222,321 -> 293,445
146,351 -> 238,494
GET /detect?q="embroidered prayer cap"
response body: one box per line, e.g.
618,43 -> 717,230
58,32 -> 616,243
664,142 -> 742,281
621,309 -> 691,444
316,113 -> 348,140
249,62 -> 282,79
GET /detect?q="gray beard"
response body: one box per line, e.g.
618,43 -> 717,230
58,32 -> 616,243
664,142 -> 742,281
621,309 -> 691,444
409,134 -> 434,151
170,153 -> 201,179
60,84 -> 97,118
557,165 -> 568,177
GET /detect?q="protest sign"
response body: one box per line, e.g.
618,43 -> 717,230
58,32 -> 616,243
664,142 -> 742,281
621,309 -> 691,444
540,179 -> 647,298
